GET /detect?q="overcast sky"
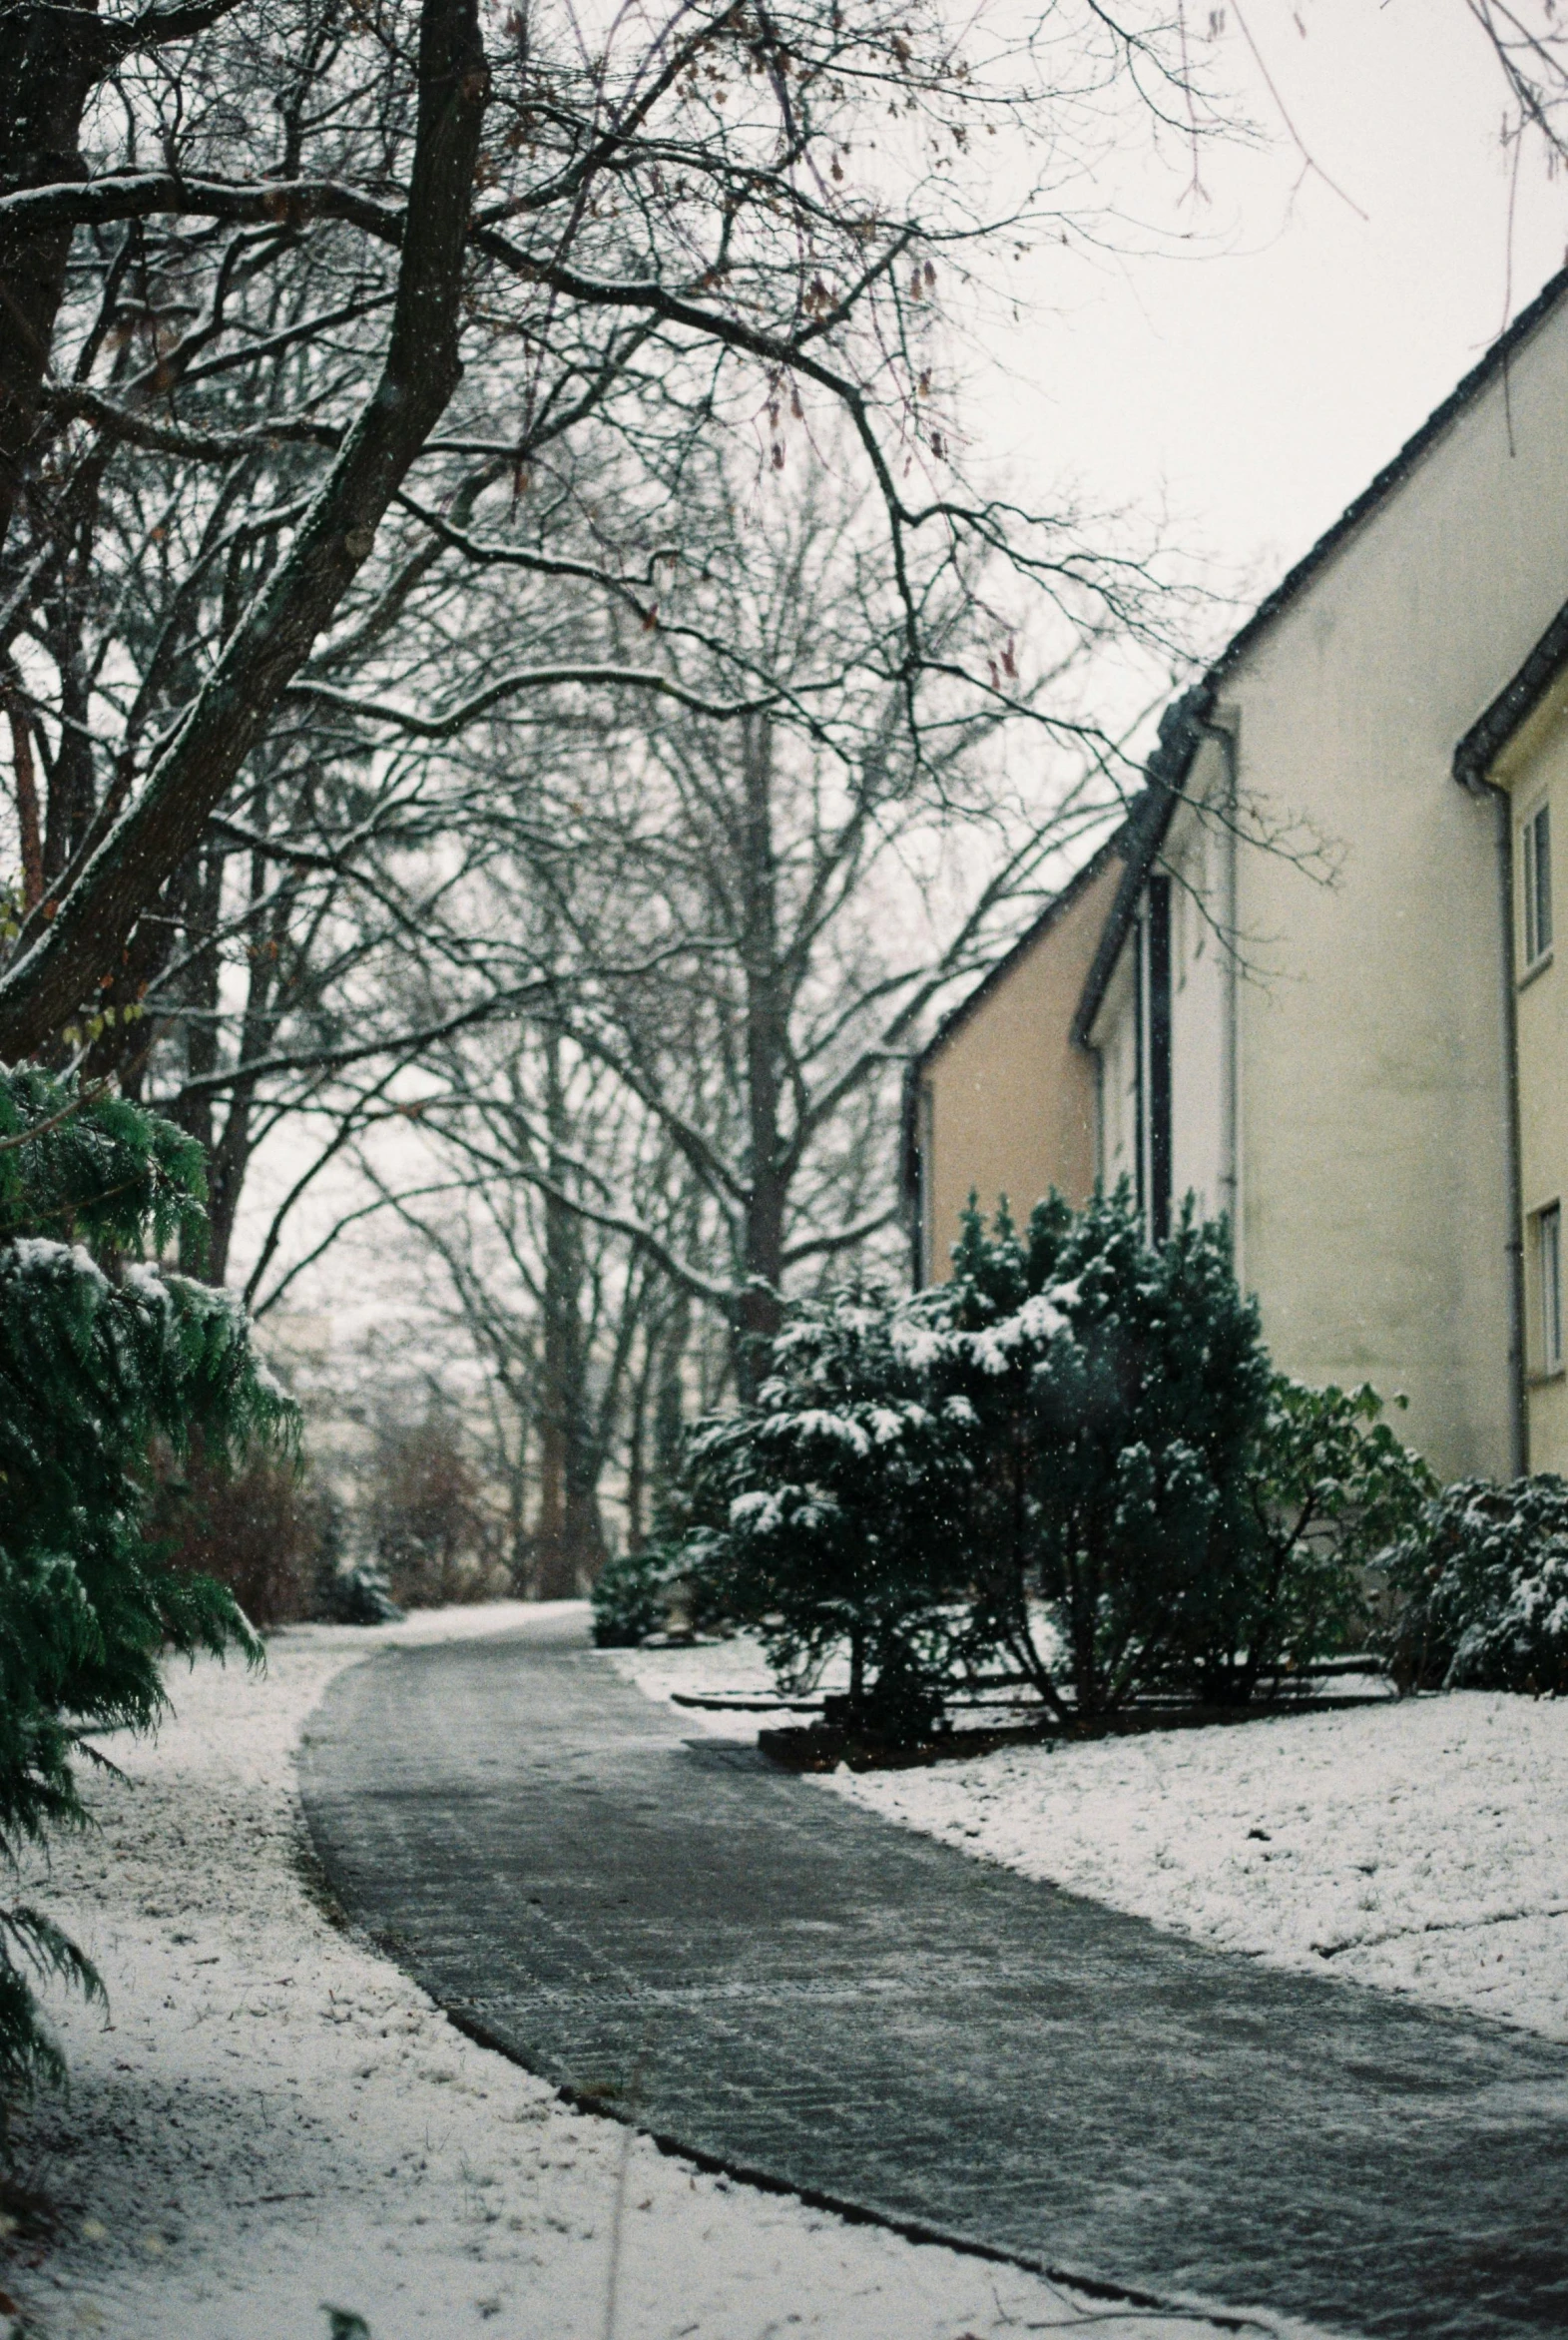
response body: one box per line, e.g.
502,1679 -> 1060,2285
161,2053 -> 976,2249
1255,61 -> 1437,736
971,0 -> 1568,625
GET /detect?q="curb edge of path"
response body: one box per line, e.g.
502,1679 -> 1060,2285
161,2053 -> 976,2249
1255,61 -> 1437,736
427,1957 -> 1307,2340
295,1633 -> 1338,2340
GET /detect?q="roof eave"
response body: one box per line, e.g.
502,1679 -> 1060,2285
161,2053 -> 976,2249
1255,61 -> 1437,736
1453,589 -> 1568,793
1071,685 -> 1213,1045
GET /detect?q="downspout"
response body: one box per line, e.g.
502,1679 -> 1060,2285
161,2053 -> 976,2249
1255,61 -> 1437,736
898,1054 -> 924,1290
1132,911 -> 1146,1230
1459,772 -> 1528,1477
1198,714 -> 1243,1277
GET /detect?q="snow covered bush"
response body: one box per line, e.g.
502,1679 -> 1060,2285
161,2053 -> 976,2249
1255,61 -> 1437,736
591,1545 -> 683,1646
926,1190 -> 1273,1717
679,1286 -> 976,1737
1184,1377 -> 1436,1704
1378,1474 -> 1568,1694
0,1066 -> 293,2109
308,1495 -> 403,1625
660,1191 -> 1432,1731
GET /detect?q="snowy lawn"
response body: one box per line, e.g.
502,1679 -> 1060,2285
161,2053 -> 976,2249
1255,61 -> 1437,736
2,1603 -> 1250,2340
613,1637 -> 1568,2042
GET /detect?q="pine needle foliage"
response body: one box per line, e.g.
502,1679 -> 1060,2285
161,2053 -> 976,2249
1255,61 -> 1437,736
681,1286 -> 976,1729
1378,1474 -> 1568,1694
0,1066 -> 294,2110
935,1188 -> 1273,1717
664,1189 -> 1433,1731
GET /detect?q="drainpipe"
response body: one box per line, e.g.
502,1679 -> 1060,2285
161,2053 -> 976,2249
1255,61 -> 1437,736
1198,714 -> 1243,1277
1459,774 -> 1529,1477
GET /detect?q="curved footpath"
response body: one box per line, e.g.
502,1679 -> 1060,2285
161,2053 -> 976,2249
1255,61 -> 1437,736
299,1616 -> 1568,2340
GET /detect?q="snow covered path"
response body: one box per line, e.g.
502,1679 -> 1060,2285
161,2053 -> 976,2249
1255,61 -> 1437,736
304,1621 -> 1568,2340
825,1693 -> 1568,2041
3,1604 -> 1239,2340
615,1641 -> 1568,2042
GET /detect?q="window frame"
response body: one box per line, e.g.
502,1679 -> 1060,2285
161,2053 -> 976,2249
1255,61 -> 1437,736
1521,796 -> 1554,972
1538,1201 -> 1563,1378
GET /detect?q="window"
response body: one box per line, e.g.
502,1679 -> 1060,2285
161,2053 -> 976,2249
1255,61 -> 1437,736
1522,799 -> 1553,969
1540,1203 -> 1563,1377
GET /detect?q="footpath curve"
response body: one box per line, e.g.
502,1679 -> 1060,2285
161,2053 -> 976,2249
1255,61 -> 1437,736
298,1616 -> 1568,2340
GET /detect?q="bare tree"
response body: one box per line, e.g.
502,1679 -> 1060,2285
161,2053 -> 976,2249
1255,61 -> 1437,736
356,1011 -> 722,1588
416,460 -> 1121,1392
0,0 -> 1206,1070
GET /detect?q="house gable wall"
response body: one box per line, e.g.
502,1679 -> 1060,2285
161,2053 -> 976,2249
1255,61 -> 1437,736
917,855 -> 1120,1280
1082,286 -> 1568,1482
1220,293 -> 1568,1479
1089,748 -> 1235,1243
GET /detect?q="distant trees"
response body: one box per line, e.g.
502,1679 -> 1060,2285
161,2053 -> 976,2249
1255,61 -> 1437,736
367,1403 -> 495,1608
0,0 -> 1223,1618
325,455 -> 1122,1572
492,462 -> 1115,1397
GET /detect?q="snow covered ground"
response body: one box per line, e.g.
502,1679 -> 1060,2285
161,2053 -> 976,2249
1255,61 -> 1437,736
3,1603 -> 1252,2340
613,1637 -> 1568,2042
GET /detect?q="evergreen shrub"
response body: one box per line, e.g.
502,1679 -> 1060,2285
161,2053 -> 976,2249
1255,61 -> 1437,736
1377,1474 -> 1568,1694
307,1493 -> 402,1625
590,1546 -> 682,1646
1182,1376 -> 1436,1704
680,1286 -> 976,1732
927,1190 -> 1273,1716
0,1066 -> 292,2107
657,1189 -> 1433,1731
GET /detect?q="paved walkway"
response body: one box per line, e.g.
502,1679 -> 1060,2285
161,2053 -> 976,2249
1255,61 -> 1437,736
299,1617 -> 1568,2339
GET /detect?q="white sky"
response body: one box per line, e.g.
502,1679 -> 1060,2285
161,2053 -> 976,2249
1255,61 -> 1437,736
975,0 -> 1568,622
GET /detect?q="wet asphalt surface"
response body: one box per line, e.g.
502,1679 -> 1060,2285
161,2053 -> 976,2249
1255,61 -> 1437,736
298,1616 -> 1568,2339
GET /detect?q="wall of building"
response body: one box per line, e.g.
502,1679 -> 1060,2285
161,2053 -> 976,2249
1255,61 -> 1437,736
1090,770 -> 1232,1237
1492,671 -> 1568,1471
1096,942 -> 1140,1196
1083,292 -> 1568,1482
917,855 -> 1121,1280
1219,296 -> 1568,1481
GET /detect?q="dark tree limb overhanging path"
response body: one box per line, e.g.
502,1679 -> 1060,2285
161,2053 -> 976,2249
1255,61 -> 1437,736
298,1617 -> 1568,2340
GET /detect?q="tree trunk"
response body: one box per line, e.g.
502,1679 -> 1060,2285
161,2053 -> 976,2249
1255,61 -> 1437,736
652,1287 -> 691,1524
0,0 -> 489,1061
531,1022 -> 607,1596
735,715 -> 788,1399
0,0 -> 110,558
625,1320 -> 654,1551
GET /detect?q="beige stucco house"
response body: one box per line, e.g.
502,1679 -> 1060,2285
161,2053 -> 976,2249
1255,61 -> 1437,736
1454,611 -> 1568,1473
911,262 -> 1568,1486
903,838 -> 1122,1282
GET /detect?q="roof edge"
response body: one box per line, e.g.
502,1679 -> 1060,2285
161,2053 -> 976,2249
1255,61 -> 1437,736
1214,260 -> 1568,695
1453,589 -> 1568,791
1070,262 -> 1568,1031
907,823 -> 1128,1080
1071,687 -> 1212,1045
